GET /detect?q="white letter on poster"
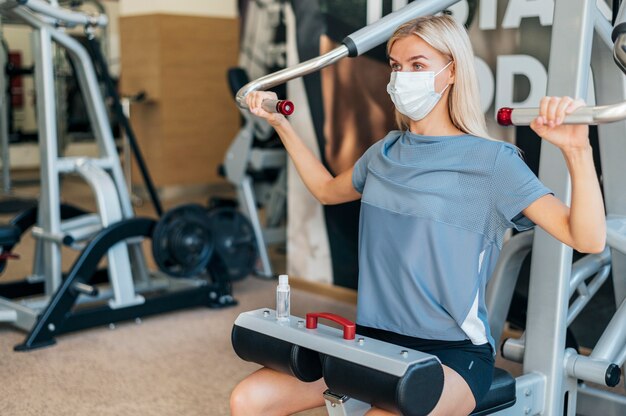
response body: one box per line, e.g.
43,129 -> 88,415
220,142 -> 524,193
479,0 -> 498,30
502,0 -> 554,29
495,55 -> 547,117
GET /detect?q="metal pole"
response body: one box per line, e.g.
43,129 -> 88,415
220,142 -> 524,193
523,1 -> 596,415
31,26 -> 62,294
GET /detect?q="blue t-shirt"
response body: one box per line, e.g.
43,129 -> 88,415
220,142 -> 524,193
352,130 -> 551,350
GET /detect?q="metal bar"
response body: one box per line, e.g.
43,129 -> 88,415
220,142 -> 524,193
501,336 -> 525,363
21,0 -> 107,27
235,309 -> 439,377
236,46 -> 349,109
498,5 -> 626,127
612,0 -> 626,72
592,19 -> 626,307
56,284 -> 227,336
239,177 -> 273,278
596,6 -> 616,50
502,101 -> 626,125
606,216 -> 626,254
235,0 -> 459,108
56,157 -> 117,173
31,26 -> 63,295
85,36 -> 163,217
76,162 -> 143,309
492,373 -> 546,416
13,7 -> 152,286
567,265 -> 611,325
0,297 -> 38,330
576,384 -> 626,416
523,1 -> 596,415
343,0 -> 458,56
12,8 -> 135,218
591,296 -> 626,362
568,249 -> 611,297
324,390 -> 370,416
616,344 -> 626,367
565,349 -> 620,386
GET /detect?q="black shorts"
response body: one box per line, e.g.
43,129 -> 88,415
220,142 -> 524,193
356,325 -> 495,405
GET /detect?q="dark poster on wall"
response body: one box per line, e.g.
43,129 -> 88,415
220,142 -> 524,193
290,0 -> 402,288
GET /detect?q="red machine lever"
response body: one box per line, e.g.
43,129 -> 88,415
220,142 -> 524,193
261,99 -> 295,116
497,107 -> 513,126
305,312 -> 356,340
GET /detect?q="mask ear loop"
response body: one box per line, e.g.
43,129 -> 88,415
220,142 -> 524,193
434,60 -> 453,77
435,61 -> 453,95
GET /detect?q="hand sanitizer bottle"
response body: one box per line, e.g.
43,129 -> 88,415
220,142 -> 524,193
276,274 -> 290,321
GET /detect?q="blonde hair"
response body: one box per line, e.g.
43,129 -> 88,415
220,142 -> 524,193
387,15 -> 491,139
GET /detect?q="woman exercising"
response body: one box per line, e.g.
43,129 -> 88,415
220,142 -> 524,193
231,15 -> 605,416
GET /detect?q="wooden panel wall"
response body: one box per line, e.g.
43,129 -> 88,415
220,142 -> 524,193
119,14 -> 239,187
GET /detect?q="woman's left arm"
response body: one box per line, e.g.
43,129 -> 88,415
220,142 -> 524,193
522,96 -> 606,254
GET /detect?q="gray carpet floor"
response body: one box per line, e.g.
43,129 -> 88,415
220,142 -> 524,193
0,277 -> 352,416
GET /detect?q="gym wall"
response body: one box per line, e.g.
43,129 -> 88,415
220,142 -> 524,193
119,0 -> 239,187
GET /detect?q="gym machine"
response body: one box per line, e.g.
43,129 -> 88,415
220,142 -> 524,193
0,0 -> 255,351
0,13 -> 38,211
220,67 -> 289,279
233,309 -> 515,416
219,1 -> 291,279
232,0 -> 626,414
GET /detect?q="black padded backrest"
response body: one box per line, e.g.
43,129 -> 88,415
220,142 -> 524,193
227,68 -> 250,100
322,354 -> 444,416
0,225 -> 21,246
231,325 -> 322,382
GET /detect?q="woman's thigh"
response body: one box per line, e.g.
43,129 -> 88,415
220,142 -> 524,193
230,367 -> 328,416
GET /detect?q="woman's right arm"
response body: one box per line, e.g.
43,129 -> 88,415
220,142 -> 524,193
246,91 -> 362,205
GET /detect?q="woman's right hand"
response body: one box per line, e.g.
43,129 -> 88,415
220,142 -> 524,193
245,91 -> 288,127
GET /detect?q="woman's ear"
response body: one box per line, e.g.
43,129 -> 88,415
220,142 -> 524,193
448,62 -> 455,85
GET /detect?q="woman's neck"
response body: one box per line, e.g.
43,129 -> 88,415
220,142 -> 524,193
408,120 -> 464,136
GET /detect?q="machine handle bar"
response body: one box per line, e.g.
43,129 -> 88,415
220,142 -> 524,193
235,0 -> 460,113
497,101 -> 626,126
306,312 -> 356,340
262,99 -> 294,115
499,4 -> 626,127
18,0 -> 108,27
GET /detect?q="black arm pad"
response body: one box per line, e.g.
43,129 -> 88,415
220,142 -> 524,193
231,325 -> 323,382
322,354 -> 444,416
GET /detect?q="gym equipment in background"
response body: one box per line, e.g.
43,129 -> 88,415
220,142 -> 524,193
0,0 -> 242,352
0,15 -> 38,212
152,204 -> 257,281
219,67 -> 287,278
234,0 -> 626,414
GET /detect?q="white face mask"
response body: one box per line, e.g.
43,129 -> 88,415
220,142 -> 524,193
386,61 -> 452,121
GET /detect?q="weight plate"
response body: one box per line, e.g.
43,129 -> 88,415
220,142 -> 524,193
206,207 -> 257,281
152,204 -> 214,277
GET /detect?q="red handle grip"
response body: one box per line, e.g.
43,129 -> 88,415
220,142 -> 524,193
497,107 -> 513,126
305,312 -> 356,340
261,99 -> 295,116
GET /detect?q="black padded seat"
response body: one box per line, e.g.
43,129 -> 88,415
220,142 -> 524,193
0,225 -> 21,246
471,368 -> 517,415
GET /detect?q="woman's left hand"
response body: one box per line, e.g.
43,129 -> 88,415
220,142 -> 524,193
530,96 -> 590,153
